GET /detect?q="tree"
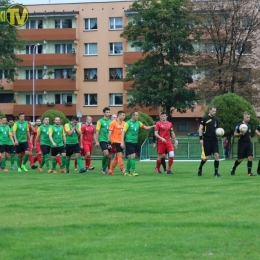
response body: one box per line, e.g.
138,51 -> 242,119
205,93 -> 258,157
192,0 -> 260,107
40,110 -> 69,125
0,110 -> 5,118
120,0 -> 197,116
125,111 -> 154,154
0,0 -> 25,89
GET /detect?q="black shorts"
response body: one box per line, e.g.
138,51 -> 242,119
6,145 -> 16,154
51,146 -> 65,156
16,142 -> 29,154
114,143 -> 123,153
100,141 -> 108,151
203,137 -> 219,156
238,142 -> 253,159
66,143 -> 80,157
40,145 -> 51,155
126,142 -> 138,156
0,145 -> 6,153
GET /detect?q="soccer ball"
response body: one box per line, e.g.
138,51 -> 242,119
239,124 -> 248,133
216,128 -> 225,137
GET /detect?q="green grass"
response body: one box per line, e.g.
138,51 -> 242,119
1,159 -> 260,260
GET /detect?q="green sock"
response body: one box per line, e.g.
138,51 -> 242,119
16,156 -> 21,168
77,157 -> 83,170
2,158 -> 6,168
104,156 -> 108,170
102,156 -> 106,169
22,154 -> 28,165
126,159 -> 131,171
61,156 -> 66,169
45,154 -> 49,169
52,157 -> 57,170
130,158 -> 136,172
66,157 -> 70,171
11,154 -> 15,165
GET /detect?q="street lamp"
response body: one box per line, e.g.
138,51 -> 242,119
32,43 -> 40,123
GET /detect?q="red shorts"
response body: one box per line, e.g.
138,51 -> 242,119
27,141 -> 33,152
82,143 -> 93,155
36,144 -> 41,153
157,142 -> 174,155
110,143 -> 116,154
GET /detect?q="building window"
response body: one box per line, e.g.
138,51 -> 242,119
55,19 -> 72,28
109,42 -> 123,55
84,18 -> 97,30
177,124 -> 189,132
84,94 -> 98,106
26,20 -> 42,29
26,70 -> 43,79
54,93 -> 72,104
84,43 -> 97,55
26,44 -> 42,54
109,17 -> 123,30
0,70 -> 9,79
237,42 -> 252,55
55,44 -> 72,53
0,93 -> 14,103
109,93 -> 123,106
84,69 -> 97,81
25,94 -> 43,105
54,69 -> 72,79
109,68 -> 123,80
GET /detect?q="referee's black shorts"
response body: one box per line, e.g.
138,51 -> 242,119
237,141 -> 253,159
203,137 -> 219,156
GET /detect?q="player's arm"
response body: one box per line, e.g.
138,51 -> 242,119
26,124 -> 30,141
142,123 -> 155,130
92,129 -> 96,143
35,128 -> 41,147
48,128 -> 56,147
154,130 -> 165,143
8,129 -> 14,145
234,125 -> 245,137
95,121 -> 101,146
75,124 -> 82,136
62,130 -> 66,145
65,123 -> 76,136
255,126 -> 260,136
12,123 -> 18,145
170,128 -> 177,147
121,123 -> 129,148
198,123 -> 204,146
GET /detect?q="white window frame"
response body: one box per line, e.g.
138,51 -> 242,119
25,94 -> 43,105
84,18 -> 97,30
55,19 -> 72,28
55,44 -> 73,54
25,69 -> 43,80
84,94 -> 98,106
26,20 -> 43,29
84,68 -> 98,81
109,17 -> 123,30
84,43 -> 98,55
109,42 -> 123,55
26,44 -> 42,54
109,93 -> 123,106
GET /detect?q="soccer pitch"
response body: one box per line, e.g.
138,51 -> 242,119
1,159 -> 260,260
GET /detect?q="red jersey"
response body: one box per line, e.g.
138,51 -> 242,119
27,123 -> 34,142
81,124 -> 95,144
155,121 -> 173,143
33,125 -> 40,145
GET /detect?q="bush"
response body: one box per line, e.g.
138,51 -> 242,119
125,111 -> 154,154
0,110 -> 5,118
40,110 -> 70,125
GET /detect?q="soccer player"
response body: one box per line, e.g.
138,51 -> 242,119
0,116 -> 15,171
121,111 -> 155,176
7,117 -> 16,170
48,116 -> 66,173
13,112 -> 30,172
81,116 -> 96,171
32,118 -> 42,166
111,114 -> 117,121
154,111 -> 177,174
197,106 -> 221,177
95,107 -> 111,174
64,116 -> 86,174
231,111 -> 254,176
35,116 -> 52,172
108,110 -> 126,175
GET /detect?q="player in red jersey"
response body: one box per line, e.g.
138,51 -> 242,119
81,116 -> 96,171
32,118 -> 42,166
154,111 -> 177,174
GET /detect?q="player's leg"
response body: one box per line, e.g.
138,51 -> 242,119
100,142 -> 109,174
65,144 -> 72,173
50,147 -> 58,173
212,140 -> 221,177
1,149 -> 7,171
231,143 -> 244,175
87,144 -> 95,171
198,138 -> 209,176
74,144 -> 86,173
20,143 -> 29,171
246,143 -> 254,176
126,143 -> 138,176
55,154 -> 62,167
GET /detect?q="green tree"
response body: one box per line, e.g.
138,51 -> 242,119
125,111 -> 154,154
205,93 -> 258,157
120,0 -> 197,116
0,110 -> 5,118
0,0 -> 25,89
40,110 -> 69,125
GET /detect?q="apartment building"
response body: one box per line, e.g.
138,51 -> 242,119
0,1 -> 203,133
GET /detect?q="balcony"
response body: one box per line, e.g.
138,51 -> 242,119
0,103 -> 14,115
123,81 -> 134,91
123,52 -> 144,64
123,104 -> 159,116
13,79 -> 76,92
18,28 -> 77,41
13,104 -> 76,117
0,79 -> 14,91
17,53 -> 76,66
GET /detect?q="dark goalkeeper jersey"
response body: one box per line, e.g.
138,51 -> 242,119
200,115 -> 218,138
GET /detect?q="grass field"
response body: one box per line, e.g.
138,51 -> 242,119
1,159 -> 260,260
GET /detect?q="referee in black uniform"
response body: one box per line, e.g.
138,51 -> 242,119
198,106 -> 221,177
231,111 -> 255,176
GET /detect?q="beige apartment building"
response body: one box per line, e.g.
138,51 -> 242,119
0,1 -> 203,134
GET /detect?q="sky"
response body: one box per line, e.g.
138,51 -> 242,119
15,0 -> 125,5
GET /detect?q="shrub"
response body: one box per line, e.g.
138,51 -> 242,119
40,110 -> 70,125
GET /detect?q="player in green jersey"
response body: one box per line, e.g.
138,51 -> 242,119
35,116 -> 52,172
0,116 -> 15,171
121,111 -> 155,176
64,116 -> 86,174
49,116 -> 66,173
13,112 -> 30,172
7,117 -> 16,170
95,107 -> 112,174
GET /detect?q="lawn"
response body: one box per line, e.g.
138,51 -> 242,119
1,159 -> 260,260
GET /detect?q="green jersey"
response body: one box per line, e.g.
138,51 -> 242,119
49,125 -> 65,148
124,120 -> 144,144
6,125 -> 14,145
38,124 -> 52,146
65,122 -> 80,145
96,118 -> 111,142
13,121 -> 29,143
0,125 -> 12,145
